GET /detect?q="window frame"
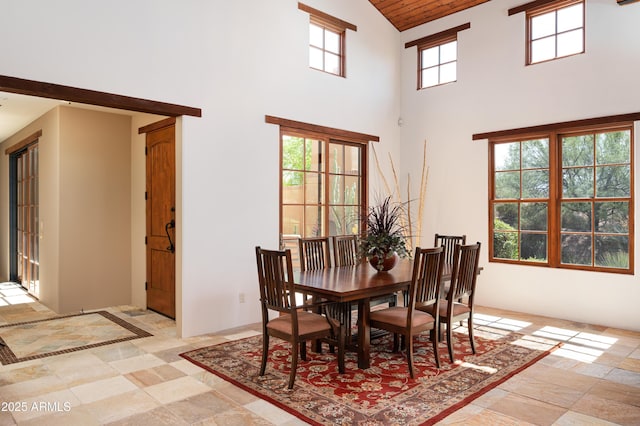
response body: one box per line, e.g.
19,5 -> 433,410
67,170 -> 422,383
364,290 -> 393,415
299,2 -> 357,78
405,23 -> 470,90
487,121 -> 634,274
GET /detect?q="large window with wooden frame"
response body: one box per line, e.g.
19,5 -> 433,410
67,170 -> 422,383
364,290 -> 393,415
509,0 -> 584,65
489,121 -> 634,273
299,2 -> 357,77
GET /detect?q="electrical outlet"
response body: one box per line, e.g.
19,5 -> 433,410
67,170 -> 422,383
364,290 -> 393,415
239,292 -> 245,303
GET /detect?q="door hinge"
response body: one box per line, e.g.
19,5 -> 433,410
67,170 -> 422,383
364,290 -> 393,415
145,191 -> 148,200
145,282 -> 148,291
145,236 -> 147,245
145,146 -> 148,156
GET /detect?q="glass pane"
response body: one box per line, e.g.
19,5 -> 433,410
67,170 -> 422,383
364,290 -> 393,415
596,165 -> 630,197
595,235 -> 629,269
494,203 -> 518,229
304,206 -> 324,237
304,172 -> 323,204
329,205 -> 345,235
522,139 -> 549,169
531,11 -> 556,39
495,171 -> 520,199
421,46 -> 439,68
440,62 -> 456,84
595,201 -> 628,233
344,175 -> 359,205
561,234 -> 591,265
557,4 -> 583,32
521,202 -> 547,231
562,134 -> 593,166
306,139 -> 322,172
421,67 -> 439,88
329,174 -> 343,204
494,142 -> 520,171
440,41 -> 457,63
522,170 -> 549,198
521,233 -> 547,262
343,145 -> 360,175
325,29 -> 340,54
325,52 -> 340,74
562,167 -> 593,198
282,171 -> 304,203
282,136 -> 305,170
531,36 -> 556,63
282,205 -> 303,236
561,202 -> 591,232
493,232 -> 519,260
596,130 -> 630,165
309,23 -> 323,47
309,46 -> 323,69
557,29 -> 583,57
329,144 -> 343,174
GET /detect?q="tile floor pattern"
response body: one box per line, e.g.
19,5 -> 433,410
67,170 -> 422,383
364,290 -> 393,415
0,283 -> 638,425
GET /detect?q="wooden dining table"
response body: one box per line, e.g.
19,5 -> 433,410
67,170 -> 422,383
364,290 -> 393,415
293,259 -> 457,369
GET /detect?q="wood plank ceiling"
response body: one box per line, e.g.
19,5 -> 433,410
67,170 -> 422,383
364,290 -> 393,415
369,0 -> 490,31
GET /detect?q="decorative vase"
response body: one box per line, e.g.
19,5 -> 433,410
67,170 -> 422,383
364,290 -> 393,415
369,252 -> 399,272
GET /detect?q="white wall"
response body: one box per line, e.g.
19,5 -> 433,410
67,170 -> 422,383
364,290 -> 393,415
0,0 -> 401,336
399,0 -> 640,331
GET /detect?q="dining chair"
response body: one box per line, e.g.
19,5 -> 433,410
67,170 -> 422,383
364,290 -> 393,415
434,233 -> 467,265
368,246 -> 445,378
298,236 -> 332,271
332,234 -> 360,267
255,246 -> 345,389
420,242 -> 481,362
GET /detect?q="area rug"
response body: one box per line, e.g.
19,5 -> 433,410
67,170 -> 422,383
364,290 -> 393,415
181,329 -> 559,425
0,311 -> 152,365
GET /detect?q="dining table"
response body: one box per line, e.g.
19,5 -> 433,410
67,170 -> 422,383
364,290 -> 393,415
293,259 -> 458,369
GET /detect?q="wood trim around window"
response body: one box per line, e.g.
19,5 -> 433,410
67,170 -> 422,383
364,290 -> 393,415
405,22 -> 471,49
265,115 -> 379,143
508,0 -> 578,15
298,2 -> 357,32
472,112 -> 640,141
5,130 -> 42,155
0,75 -> 202,118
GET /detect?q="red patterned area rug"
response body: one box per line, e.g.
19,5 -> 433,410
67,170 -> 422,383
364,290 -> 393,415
181,329 -> 559,425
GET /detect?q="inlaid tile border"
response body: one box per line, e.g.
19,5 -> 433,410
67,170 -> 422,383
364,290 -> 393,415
0,311 -> 153,365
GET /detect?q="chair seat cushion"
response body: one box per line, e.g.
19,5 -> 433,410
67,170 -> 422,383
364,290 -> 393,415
418,301 -> 470,318
267,311 -> 331,336
369,306 -> 435,328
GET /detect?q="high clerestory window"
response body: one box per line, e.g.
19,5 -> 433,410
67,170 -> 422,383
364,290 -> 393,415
405,23 -> 470,90
299,2 -> 357,77
509,0 -> 585,65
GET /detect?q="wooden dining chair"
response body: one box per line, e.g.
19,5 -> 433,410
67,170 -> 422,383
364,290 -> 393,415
332,234 -> 360,267
255,246 -> 345,389
420,242 -> 481,362
369,246 -> 445,378
434,233 -> 467,265
299,236 -> 332,271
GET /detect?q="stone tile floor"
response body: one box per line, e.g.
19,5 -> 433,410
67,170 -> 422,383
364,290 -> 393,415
0,282 -> 638,425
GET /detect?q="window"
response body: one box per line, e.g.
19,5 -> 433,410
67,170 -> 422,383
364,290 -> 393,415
299,3 -> 357,77
509,0 -> 584,65
405,23 -> 470,90
488,120 -> 634,274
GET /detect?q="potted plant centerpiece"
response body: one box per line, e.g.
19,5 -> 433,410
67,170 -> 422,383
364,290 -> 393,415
359,196 -> 410,271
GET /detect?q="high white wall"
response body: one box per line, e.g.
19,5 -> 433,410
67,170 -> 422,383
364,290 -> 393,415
399,0 -> 640,331
0,0 -> 401,336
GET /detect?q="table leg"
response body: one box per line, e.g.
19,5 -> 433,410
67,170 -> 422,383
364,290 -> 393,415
357,297 -> 371,369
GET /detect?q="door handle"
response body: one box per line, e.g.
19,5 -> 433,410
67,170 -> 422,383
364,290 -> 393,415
165,219 -> 175,253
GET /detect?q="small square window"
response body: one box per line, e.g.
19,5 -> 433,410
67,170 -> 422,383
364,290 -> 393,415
528,1 -> 584,64
419,40 -> 457,89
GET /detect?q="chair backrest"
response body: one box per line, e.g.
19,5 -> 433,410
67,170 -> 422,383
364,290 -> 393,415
298,237 -> 332,271
408,246 -> 445,312
255,246 -> 297,318
333,234 -> 359,266
448,242 -> 481,303
434,233 -> 467,265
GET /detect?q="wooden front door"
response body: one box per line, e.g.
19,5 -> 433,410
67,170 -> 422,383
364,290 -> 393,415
144,119 -> 176,318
